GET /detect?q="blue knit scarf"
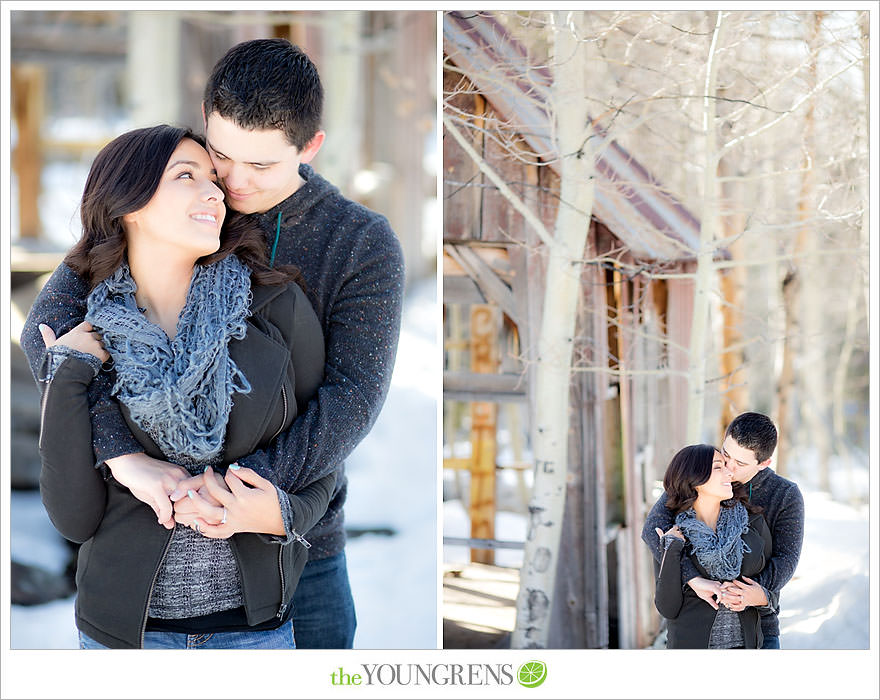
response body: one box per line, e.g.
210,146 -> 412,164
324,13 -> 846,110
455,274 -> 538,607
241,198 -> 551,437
675,502 -> 751,581
85,255 -> 252,464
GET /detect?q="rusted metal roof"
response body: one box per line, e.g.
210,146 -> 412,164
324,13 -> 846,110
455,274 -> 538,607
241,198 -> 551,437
444,11 -> 703,262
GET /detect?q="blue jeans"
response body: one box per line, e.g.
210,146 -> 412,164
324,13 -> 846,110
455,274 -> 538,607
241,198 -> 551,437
291,551 -> 356,648
79,621 -> 295,649
762,634 -> 780,649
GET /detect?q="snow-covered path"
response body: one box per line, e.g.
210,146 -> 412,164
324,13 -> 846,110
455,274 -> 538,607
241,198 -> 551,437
777,490 -> 870,649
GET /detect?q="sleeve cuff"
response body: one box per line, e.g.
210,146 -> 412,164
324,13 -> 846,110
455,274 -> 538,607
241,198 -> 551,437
661,534 -> 685,551
257,485 -> 298,545
756,584 -> 778,614
39,345 -> 103,382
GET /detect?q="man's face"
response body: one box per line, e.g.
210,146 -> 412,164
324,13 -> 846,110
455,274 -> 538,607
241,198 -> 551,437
204,112 -> 322,215
721,434 -> 768,484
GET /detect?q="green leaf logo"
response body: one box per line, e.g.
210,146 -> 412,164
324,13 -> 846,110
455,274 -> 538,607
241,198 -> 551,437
517,660 -> 547,688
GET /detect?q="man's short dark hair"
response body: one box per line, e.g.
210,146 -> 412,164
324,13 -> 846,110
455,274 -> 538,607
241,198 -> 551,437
204,38 -> 323,151
725,412 -> 778,463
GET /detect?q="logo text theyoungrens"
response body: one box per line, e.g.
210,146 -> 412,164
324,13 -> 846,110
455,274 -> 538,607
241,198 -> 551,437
330,664 -> 515,687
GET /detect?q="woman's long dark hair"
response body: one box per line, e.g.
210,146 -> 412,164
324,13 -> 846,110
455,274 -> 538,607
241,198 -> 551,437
65,124 -> 301,289
663,444 -> 760,515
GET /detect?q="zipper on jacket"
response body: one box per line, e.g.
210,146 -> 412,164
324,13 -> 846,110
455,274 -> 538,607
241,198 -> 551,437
275,546 -> 287,619
275,530 -> 312,620
38,358 -> 63,451
139,528 -> 176,648
269,385 -> 288,442
38,377 -> 52,452
659,546 -> 670,575
291,530 -> 311,548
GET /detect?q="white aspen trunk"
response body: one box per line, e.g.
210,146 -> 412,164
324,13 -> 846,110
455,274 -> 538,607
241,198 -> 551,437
860,10 -> 870,318
127,12 -> 181,126
685,11 -> 724,444
831,10 -> 871,502
797,12 -> 831,490
511,10 -> 594,649
321,12 -> 362,193
831,274 -> 861,499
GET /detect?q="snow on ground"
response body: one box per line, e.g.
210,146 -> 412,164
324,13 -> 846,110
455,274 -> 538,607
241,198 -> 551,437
9,277 -> 438,650
777,489 -> 869,648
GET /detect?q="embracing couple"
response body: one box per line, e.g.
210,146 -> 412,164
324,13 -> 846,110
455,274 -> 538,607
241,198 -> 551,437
21,39 -> 404,649
642,412 -> 805,649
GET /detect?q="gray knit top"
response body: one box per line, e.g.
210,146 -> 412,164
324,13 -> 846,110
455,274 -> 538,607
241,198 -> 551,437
148,481 -> 297,619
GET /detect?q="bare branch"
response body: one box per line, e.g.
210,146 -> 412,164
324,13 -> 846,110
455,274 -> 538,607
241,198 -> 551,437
444,114 -> 555,248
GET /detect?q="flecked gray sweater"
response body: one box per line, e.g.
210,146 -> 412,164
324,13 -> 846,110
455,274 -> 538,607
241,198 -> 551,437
21,163 -> 405,561
643,467 -> 804,638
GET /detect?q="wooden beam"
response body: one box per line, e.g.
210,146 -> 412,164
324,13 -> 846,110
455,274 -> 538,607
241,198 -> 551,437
11,64 -> 45,239
443,458 -> 471,471
11,24 -> 126,60
443,275 -> 485,306
444,244 -> 519,325
443,371 -> 527,403
469,305 -> 499,565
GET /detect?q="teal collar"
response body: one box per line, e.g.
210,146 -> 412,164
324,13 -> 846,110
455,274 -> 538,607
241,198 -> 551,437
269,211 -> 282,267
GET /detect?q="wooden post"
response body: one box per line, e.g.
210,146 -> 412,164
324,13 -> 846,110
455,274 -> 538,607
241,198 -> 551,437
11,64 -> 46,239
469,304 -> 499,564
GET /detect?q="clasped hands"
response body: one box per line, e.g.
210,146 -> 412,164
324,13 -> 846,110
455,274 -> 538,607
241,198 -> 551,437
687,576 -> 767,611
106,453 -> 285,538
656,526 -> 767,612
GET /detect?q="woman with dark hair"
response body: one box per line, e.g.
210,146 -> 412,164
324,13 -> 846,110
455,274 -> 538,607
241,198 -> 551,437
35,125 -> 331,649
651,444 -> 773,648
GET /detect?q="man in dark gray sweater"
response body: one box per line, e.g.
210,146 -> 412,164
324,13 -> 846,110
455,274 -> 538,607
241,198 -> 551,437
21,38 -> 404,649
642,412 -> 804,649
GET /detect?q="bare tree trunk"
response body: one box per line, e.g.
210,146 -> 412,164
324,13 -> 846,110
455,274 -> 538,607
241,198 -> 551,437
860,10 -> 870,319
321,12 -> 362,194
776,270 -> 799,476
776,12 -> 823,479
831,274 -> 861,500
512,10 -> 594,649
796,11 -> 831,489
717,155 -> 747,431
686,10 -> 725,444
830,9 -> 871,502
127,12 -> 181,126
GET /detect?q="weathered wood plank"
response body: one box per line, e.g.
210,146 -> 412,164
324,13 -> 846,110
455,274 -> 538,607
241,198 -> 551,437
445,244 -> 519,325
469,305 -> 500,565
11,64 -> 45,239
443,371 -> 527,403
443,70 -> 484,242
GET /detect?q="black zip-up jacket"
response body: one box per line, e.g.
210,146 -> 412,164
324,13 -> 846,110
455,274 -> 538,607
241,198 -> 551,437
654,511 -> 772,648
22,164 -> 405,561
38,280 -> 334,649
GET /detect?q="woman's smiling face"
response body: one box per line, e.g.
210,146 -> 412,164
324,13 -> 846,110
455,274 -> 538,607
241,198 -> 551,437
123,138 -> 226,259
695,450 -> 735,501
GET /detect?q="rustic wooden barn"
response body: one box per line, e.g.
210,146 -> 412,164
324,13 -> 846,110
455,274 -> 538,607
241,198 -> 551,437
442,11 -> 704,649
